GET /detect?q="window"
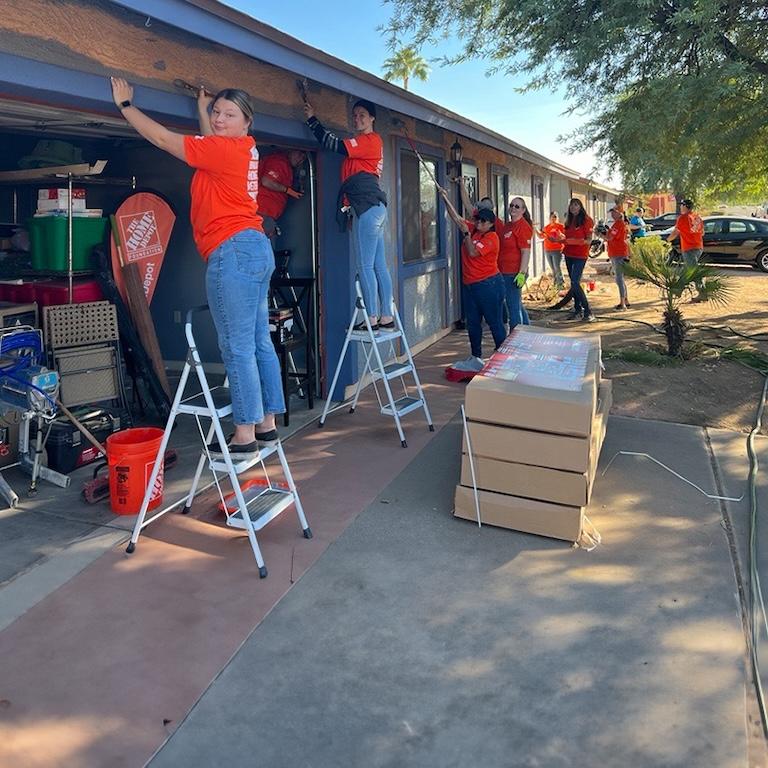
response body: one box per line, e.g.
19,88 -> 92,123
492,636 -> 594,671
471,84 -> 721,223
401,150 -> 440,262
726,219 -> 754,234
491,168 -> 509,221
704,220 -> 722,234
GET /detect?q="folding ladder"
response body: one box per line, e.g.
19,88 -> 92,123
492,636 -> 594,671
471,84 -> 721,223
319,277 -> 433,447
126,306 -> 311,578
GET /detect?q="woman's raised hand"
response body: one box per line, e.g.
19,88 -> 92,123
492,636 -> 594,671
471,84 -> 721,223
110,77 -> 133,107
197,86 -> 214,109
302,101 -> 315,120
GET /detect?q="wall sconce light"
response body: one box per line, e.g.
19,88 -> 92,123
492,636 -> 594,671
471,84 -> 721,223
447,137 -> 463,178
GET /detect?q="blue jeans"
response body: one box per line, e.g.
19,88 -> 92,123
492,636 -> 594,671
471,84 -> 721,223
565,256 -> 590,316
611,257 -> 628,299
545,250 -> 564,286
206,229 -> 285,425
463,274 -> 506,358
682,248 -> 704,291
502,273 -> 530,332
351,203 -> 393,318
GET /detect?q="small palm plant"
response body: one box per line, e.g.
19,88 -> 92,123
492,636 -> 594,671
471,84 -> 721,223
624,237 -> 732,357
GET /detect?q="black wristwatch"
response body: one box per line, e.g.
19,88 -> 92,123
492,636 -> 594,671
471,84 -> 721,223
119,100 -> 132,109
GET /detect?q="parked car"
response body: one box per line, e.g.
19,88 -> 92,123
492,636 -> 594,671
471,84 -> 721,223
644,212 -> 679,231
666,216 -> 768,272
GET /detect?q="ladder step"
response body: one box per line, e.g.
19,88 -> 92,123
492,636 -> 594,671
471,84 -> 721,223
350,329 -> 403,343
381,396 -> 424,418
374,362 -> 413,380
226,488 -> 295,531
177,389 -> 233,418
208,443 -> 279,474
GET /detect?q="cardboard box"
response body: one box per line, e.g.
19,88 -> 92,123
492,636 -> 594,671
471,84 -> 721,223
454,484 -> 583,542
38,187 -> 86,201
460,380 -> 611,505
37,198 -> 86,212
465,327 -> 601,437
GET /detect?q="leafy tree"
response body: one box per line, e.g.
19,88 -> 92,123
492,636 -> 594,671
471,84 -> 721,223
624,238 -> 732,357
383,0 -> 768,199
382,46 -> 430,90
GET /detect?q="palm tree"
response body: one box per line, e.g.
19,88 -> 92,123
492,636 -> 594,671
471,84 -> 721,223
623,238 -> 732,357
382,47 -> 430,91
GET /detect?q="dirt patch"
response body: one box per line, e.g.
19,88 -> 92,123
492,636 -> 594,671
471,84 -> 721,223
525,263 -> 768,434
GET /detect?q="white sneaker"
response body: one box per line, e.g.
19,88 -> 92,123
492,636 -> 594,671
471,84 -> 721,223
453,356 -> 484,372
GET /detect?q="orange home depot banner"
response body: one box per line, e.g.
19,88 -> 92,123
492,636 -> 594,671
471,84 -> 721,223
110,192 -> 176,305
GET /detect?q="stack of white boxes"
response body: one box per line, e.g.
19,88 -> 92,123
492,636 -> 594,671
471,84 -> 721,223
35,188 -> 101,217
454,326 -> 611,542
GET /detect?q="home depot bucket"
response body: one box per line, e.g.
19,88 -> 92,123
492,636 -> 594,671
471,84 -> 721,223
106,428 -> 164,515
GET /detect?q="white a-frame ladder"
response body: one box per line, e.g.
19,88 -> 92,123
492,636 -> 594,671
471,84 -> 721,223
126,306 -> 311,579
319,276 -> 433,447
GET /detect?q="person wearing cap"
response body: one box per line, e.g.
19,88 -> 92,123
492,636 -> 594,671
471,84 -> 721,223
303,97 -> 394,330
665,198 -> 705,301
256,150 -> 307,242
499,197 -> 533,331
537,211 -> 566,289
110,77 -> 285,454
629,207 -> 646,242
604,205 -> 631,310
440,189 -> 505,372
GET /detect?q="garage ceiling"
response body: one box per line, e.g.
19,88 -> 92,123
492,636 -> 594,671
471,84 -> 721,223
0,98 -> 137,138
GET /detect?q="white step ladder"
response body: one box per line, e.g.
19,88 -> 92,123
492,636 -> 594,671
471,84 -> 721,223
319,277 -> 433,447
126,306 -> 311,579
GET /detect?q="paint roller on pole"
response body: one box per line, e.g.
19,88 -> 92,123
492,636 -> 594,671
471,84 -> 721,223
110,215 -> 171,399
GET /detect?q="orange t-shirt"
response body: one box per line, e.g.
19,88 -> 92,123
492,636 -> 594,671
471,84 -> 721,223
183,135 -> 263,259
676,212 -> 704,251
256,153 -> 293,220
563,215 -> 594,259
498,217 -> 533,274
462,221 -> 500,285
606,219 -> 630,258
540,222 -> 565,251
341,132 -> 384,181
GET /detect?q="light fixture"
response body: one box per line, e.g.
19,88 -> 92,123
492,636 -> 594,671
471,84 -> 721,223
447,137 -> 463,178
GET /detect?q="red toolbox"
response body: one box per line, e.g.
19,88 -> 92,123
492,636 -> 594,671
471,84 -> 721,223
36,278 -> 104,307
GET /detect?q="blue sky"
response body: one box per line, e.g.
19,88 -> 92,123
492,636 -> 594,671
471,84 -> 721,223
225,1 -> 608,183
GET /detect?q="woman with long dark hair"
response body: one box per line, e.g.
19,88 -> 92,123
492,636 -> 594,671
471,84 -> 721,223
563,198 -> 595,322
110,77 -> 284,453
302,97 -> 394,330
498,196 -> 533,331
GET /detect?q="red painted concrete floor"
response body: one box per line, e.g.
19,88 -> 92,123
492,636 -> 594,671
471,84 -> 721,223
0,332 -> 469,768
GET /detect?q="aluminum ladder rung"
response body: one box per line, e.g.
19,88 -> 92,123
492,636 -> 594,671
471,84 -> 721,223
208,443 -> 279,474
177,388 -> 233,418
350,328 -> 402,343
381,396 -> 424,418
225,488 -> 295,531
374,362 -> 413,381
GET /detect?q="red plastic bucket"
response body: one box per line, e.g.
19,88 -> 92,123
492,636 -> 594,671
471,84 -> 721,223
106,427 -> 164,515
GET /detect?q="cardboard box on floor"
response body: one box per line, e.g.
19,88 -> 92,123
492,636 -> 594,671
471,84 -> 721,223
462,379 -> 612,474
460,380 -> 612,507
465,326 -> 601,438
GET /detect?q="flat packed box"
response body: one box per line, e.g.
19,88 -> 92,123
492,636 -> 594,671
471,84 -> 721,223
460,380 -> 611,506
38,187 -> 86,201
465,326 -> 601,437
454,484 -> 583,542
37,198 -> 86,212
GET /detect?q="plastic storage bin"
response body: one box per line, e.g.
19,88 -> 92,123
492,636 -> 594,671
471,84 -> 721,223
36,278 -> 103,307
28,216 -> 108,273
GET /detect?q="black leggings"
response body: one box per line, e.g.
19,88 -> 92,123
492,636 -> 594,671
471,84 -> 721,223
565,257 -> 590,315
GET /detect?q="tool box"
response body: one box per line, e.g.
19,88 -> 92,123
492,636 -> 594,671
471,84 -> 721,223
33,407 -> 132,474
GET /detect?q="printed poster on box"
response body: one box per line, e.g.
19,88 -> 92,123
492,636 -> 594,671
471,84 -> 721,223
110,192 -> 176,306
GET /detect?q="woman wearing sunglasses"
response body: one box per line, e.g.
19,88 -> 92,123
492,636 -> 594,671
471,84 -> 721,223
499,197 -> 533,331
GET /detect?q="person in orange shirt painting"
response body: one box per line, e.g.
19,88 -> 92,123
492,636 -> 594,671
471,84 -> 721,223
302,97 -> 394,331
602,206 -> 631,310
665,198 -> 706,301
110,77 -> 284,453
537,211 -> 566,289
440,188 -> 505,372
256,150 -> 306,242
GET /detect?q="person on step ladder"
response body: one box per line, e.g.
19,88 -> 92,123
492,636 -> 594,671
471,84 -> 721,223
110,77 -> 285,454
303,96 -> 395,331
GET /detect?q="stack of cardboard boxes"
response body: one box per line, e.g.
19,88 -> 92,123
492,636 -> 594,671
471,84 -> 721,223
454,326 -> 611,542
